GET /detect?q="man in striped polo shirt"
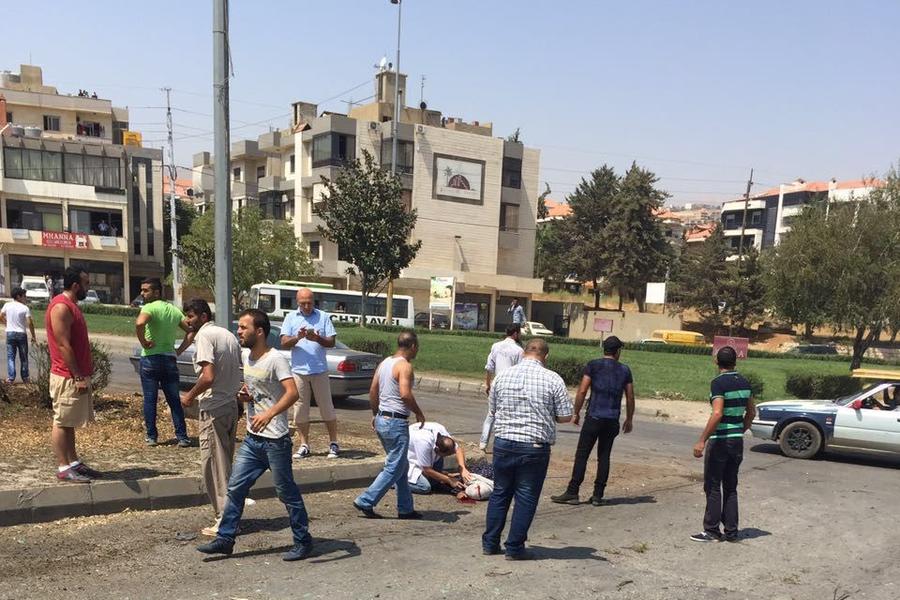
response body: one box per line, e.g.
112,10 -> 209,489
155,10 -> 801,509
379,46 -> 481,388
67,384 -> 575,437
691,346 -> 756,543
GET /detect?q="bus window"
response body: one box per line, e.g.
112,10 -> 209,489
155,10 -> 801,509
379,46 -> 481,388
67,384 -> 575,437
393,298 -> 409,317
280,290 -> 298,312
258,292 -> 276,314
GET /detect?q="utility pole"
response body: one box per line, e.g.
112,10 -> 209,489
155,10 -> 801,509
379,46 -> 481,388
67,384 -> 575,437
162,87 -> 182,306
386,0 -> 402,326
213,0 -> 232,326
729,168 -> 754,337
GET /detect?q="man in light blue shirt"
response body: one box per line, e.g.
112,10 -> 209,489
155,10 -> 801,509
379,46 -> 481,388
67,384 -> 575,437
280,288 -> 339,459
508,298 -> 526,326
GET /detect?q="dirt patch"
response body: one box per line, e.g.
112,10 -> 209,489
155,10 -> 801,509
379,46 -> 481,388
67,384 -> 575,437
636,397 -> 712,427
0,389 -> 384,491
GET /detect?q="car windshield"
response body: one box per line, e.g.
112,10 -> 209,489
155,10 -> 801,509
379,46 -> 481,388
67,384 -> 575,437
530,322 -> 548,329
834,382 -> 880,405
23,282 -> 45,290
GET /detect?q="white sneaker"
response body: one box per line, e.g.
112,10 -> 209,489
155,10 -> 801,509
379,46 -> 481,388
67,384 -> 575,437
293,444 -> 310,459
479,442 -> 487,451
201,516 -> 221,537
327,442 -> 340,459
244,497 -> 256,507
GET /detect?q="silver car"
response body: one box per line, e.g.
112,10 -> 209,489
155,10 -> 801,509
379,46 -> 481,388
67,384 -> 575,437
129,321 -> 380,399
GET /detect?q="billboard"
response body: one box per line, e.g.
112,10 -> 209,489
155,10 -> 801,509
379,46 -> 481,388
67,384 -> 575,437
429,276 -> 455,310
433,154 -> 485,204
593,318 -> 613,333
645,282 -> 667,305
122,131 -> 143,147
713,336 -> 750,360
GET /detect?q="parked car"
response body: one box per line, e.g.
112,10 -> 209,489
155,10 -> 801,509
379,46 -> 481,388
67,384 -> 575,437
414,312 -> 450,329
79,290 -> 101,305
786,344 -> 838,356
130,295 -> 145,308
522,321 -> 554,337
20,276 -> 50,303
751,378 -> 900,459
639,338 -> 667,345
129,321 -> 380,399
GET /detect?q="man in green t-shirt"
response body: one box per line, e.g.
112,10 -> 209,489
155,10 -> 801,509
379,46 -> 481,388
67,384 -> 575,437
135,278 -> 193,447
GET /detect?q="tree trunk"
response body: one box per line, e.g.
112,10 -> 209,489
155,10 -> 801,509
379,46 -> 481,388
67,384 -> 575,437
849,326 -> 880,370
803,323 -> 814,339
359,277 -> 368,328
617,288 -> 624,311
592,279 -> 600,309
635,292 -> 645,313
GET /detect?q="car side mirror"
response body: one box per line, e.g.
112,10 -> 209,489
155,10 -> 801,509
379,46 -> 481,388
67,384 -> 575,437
849,399 -> 863,410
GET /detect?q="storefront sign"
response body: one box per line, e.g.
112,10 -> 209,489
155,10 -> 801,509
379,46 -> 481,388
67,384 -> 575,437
593,318 -> 613,333
42,231 -> 89,249
453,303 -> 479,330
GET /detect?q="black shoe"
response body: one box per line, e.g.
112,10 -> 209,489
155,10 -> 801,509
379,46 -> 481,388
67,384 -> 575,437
483,547 -> 502,556
723,533 -> 739,543
550,492 -> 579,505
689,531 -> 722,543
588,496 -> 604,507
505,550 -> 535,561
283,543 -> 313,561
353,501 -> 382,519
197,537 -> 234,555
398,510 -> 424,520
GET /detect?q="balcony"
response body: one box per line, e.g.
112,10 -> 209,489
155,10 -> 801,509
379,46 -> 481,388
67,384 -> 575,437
232,180 -> 258,199
0,228 -> 128,253
498,229 -> 520,250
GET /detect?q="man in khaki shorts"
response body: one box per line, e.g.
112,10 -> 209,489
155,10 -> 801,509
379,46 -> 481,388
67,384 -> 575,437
280,288 -> 339,459
180,298 -> 242,536
46,266 -> 102,483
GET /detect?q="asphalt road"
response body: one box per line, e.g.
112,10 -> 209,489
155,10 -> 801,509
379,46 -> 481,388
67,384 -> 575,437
2,347 -> 898,599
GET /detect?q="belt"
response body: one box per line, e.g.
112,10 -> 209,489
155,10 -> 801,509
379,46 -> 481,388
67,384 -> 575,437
377,411 -> 409,419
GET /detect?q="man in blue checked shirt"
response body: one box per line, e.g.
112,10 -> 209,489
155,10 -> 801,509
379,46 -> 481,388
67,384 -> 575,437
280,288 -> 340,459
482,338 -> 573,561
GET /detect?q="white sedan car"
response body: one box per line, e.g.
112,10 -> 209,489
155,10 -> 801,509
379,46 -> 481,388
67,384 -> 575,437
751,380 -> 900,459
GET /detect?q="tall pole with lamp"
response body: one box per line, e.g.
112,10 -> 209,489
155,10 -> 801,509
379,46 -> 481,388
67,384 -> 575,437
385,0 -> 402,325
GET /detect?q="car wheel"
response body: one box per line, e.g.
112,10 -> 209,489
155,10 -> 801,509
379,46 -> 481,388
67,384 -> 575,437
778,421 -> 823,459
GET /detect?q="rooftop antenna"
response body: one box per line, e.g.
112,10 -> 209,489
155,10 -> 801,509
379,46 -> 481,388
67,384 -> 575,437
419,75 -> 426,106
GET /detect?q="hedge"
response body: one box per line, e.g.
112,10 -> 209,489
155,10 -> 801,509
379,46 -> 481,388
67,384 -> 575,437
743,372 -> 765,400
332,322 -> 897,365
0,299 -> 140,318
350,339 -> 392,359
546,356 -> 585,386
784,372 -> 862,399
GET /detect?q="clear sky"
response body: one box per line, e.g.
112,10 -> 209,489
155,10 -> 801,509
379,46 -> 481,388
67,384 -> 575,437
3,0 -> 897,205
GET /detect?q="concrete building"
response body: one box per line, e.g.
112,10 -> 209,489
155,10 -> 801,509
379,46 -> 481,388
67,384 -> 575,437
193,67 -> 542,331
719,178 -> 878,252
0,65 -> 164,303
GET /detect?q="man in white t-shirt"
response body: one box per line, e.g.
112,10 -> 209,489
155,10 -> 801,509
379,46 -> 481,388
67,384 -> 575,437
1,287 -> 37,383
408,422 -> 472,495
197,309 -> 314,562
480,325 -> 524,449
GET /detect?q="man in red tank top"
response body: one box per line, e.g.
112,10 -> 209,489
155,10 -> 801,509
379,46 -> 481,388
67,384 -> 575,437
46,266 -> 100,483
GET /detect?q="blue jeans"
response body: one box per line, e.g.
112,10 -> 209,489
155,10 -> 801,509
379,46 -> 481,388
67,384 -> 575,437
6,332 -> 28,382
409,457 -> 446,495
482,438 -> 551,557
355,415 -> 413,514
139,354 -> 188,441
217,433 -> 312,546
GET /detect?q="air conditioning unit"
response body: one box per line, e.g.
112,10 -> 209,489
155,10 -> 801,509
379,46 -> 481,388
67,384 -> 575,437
369,122 -> 378,130
416,125 -> 424,134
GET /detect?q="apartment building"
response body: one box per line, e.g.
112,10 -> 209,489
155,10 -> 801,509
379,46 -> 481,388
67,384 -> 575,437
193,67 -> 543,331
0,65 -> 164,303
719,178 -> 878,252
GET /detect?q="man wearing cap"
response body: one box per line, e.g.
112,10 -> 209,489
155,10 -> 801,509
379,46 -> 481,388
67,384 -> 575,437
552,336 -> 634,506
690,346 -> 755,543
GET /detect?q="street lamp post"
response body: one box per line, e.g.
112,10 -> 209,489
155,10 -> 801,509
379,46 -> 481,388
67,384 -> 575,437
386,0 -> 402,325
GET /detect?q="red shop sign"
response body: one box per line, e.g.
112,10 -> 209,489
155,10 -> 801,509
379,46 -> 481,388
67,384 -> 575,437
42,231 -> 89,249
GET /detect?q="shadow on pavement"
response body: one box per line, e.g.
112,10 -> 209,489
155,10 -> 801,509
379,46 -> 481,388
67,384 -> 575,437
416,509 -> 470,523
98,467 -> 178,481
202,537 -> 360,563
334,396 -> 371,411
737,528 -> 771,540
750,443 -> 900,469
527,545 -> 607,561
598,495 -> 656,506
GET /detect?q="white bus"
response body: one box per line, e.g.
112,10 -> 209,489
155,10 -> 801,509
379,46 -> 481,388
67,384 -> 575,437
249,282 -> 415,327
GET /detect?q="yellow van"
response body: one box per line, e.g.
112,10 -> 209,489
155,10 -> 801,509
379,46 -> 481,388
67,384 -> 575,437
650,329 -> 706,346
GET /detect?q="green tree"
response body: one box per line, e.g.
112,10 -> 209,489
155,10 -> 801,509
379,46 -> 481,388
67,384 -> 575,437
163,197 -> 197,281
536,182 -> 551,220
722,247 -> 767,332
315,150 -> 422,327
560,165 -> 620,308
178,205 -> 314,306
669,226 -> 730,330
600,163 -> 673,311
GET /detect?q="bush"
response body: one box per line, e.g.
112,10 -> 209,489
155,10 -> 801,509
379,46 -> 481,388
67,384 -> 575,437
79,303 -> 141,317
546,356 -> 585,386
785,372 -> 861,399
350,340 -> 392,359
743,372 -> 765,400
33,341 -> 113,408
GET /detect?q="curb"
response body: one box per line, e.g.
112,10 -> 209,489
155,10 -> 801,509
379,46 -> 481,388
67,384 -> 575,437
0,461 -> 384,527
415,375 -> 485,397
